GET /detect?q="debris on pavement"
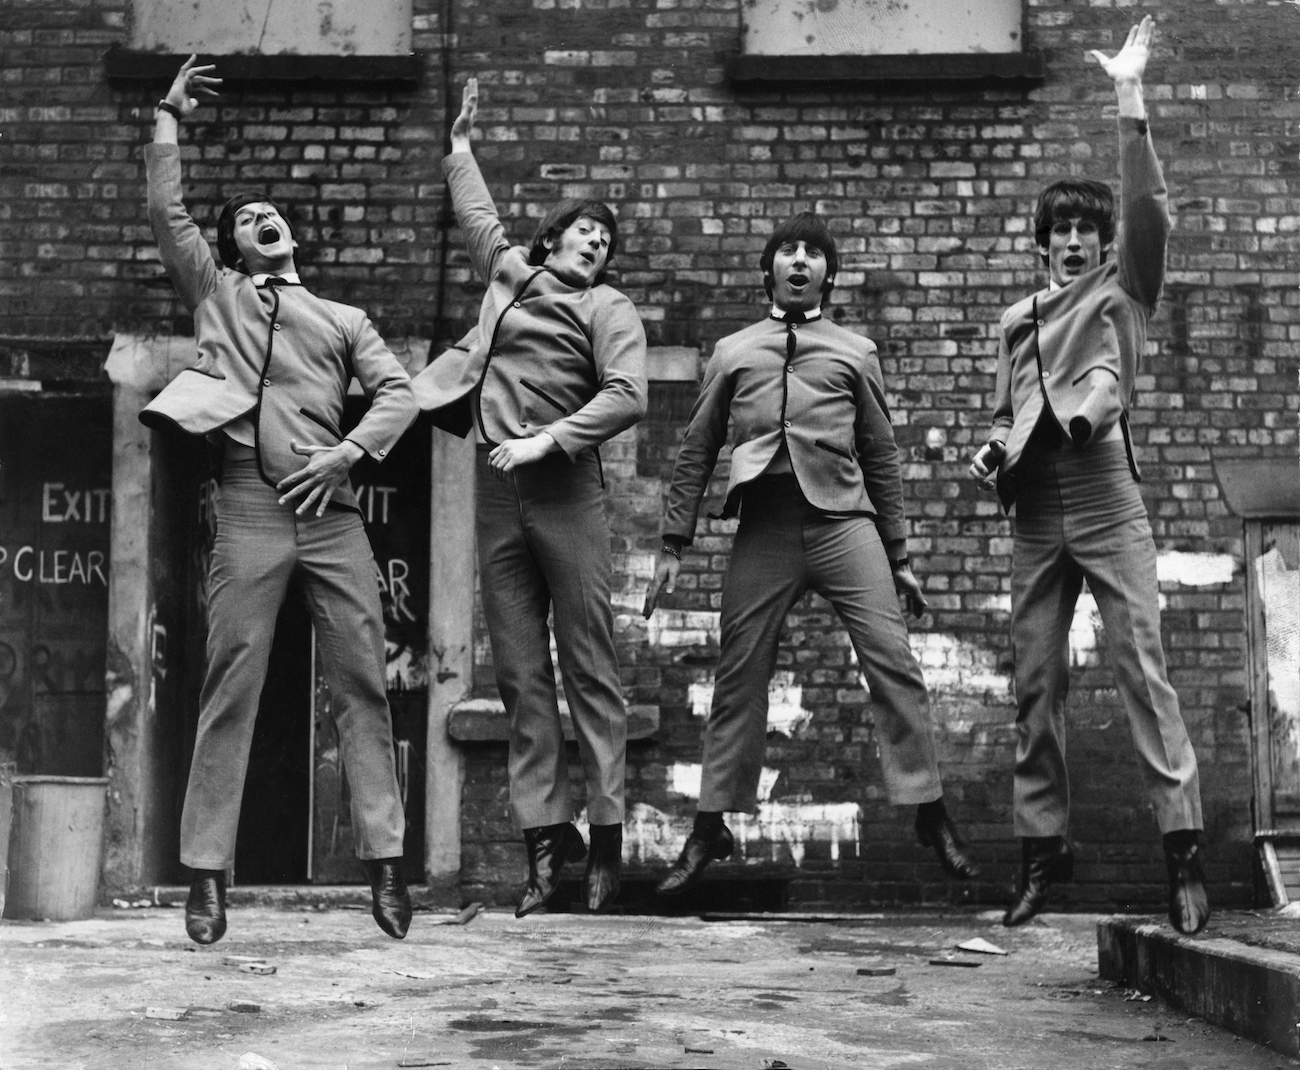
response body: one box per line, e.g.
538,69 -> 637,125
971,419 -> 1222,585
397,1058 -> 452,1067
452,902 -> 483,924
856,965 -> 897,976
228,1001 -> 261,1013
237,1054 -> 279,1070
929,958 -> 981,968
112,898 -> 155,909
1124,990 -> 1153,1002
1142,1033 -> 1173,1042
144,1006 -> 188,1020
761,1060 -> 790,1068
956,937 -> 1008,956
240,963 -> 277,976
223,955 -> 269,967
685,1046 -> 715,1054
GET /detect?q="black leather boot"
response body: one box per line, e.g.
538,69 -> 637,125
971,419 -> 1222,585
915,798 -> 979,880
1163,830 -> 1210,935
185,868 -> 227,946
584,823 -> 623,912
1003,836 -> 1073,927
362,858 -> 412,939
655,822 -> 734,897
516,823 -> 587,918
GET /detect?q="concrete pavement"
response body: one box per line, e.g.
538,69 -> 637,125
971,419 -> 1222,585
0,905 -> 1293,1069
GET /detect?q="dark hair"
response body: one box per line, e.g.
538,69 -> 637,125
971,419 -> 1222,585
760,212 -> 839,303
1033,179 -> 1115,262
528,199 -> 620,283
216,193 -> 294,272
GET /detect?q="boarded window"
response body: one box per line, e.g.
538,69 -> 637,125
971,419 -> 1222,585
129,0 -> 412,56
742,0 -> 1023,57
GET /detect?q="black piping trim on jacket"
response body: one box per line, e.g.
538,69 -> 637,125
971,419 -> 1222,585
519,378 -> 567,414
814,439 -> 852,461
253,285 -> 280,489
300,407 -> 342,440
1070,364 -> 1120,388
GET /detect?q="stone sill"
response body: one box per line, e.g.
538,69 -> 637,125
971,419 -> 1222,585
726,52 -> 1046,85
449,698 -> 660,743
104,45 -> 423,85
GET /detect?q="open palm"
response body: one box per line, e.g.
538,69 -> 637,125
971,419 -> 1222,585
1087,15 -> 1153,84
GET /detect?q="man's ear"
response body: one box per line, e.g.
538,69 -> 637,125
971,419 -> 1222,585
822,274 -> 835,293
541,232 -> 554,252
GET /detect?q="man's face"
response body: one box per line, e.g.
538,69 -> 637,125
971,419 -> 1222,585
233,202 -> 297,275
1041,216 -> 1108,288
769,239 -> 830,313
543,216 -> 610,288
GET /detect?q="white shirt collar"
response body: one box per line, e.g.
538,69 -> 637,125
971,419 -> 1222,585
769,305 -> 822,322
250,271 -> 302,286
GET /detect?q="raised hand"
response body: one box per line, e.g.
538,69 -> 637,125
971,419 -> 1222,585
1087,15 -> 1153,86
450,77 -> 479,154
163,54 -> 222,119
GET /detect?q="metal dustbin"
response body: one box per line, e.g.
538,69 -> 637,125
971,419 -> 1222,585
3,775 -> 110,921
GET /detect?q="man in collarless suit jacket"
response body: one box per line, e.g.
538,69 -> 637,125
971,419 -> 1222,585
644,212 -> 977,895
412,79 -> 647,916
142,58 -> 416,945
969,18 -> 1209,935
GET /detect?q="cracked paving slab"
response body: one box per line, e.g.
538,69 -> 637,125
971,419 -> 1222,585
0,908 -> 1289,1069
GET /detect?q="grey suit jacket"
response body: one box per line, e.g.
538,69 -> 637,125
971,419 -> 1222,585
663,314 -> 908,546
140,144 -> 416,511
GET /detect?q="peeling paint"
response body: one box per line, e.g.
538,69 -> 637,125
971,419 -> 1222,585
622,798 -> 862,867
1156,551 -> 1236,587
687,672 -> 811,736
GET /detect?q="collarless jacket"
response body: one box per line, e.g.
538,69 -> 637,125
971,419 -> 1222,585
139,144 -> 416,513
990,117 -> 1170,511
662,316 -> 907,546
411,152 -> 647,457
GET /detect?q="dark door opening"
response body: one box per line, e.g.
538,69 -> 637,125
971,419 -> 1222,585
233,593 -> 313,884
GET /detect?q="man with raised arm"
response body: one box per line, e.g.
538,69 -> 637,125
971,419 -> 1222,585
412,80 -> 647,916
968,17 -> 1209,934
643,211 -> 977,896
143,57 -> 415,945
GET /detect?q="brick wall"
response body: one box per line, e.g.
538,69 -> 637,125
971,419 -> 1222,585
3,0 -> 1297,909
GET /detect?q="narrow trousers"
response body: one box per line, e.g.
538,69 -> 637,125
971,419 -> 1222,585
1010,439 -> 1203,837
699,475 -> 943,813
475,447 -> 627,828
180,457 -> 405,870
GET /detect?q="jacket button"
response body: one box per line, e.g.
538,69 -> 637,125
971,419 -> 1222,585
273,323 -> 282,331
512,301 -> 522,309
1036,319 -> 1045,327
1041,371 -> 1050,379
783,420 -> 791,428
263,378 -> 271,387
378,449 -> 386,457
786,365 -> 794,373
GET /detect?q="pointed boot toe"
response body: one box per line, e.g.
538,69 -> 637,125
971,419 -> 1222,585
516,823 -> 587,918
1003,837 -> 1073,928
364,859 -> 412,939
185,870 -> 227,946
655,824 -> 734,897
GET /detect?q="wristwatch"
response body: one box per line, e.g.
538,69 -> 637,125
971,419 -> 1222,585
889,556 -> 910,571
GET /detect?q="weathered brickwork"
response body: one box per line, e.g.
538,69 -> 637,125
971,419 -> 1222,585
2,0 -> 1296,909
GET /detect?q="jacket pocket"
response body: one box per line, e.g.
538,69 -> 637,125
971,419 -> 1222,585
299,407 -> 342,440
814,439 -> 853,461
1070,364 -> 1120,387
520,378 -> 569,415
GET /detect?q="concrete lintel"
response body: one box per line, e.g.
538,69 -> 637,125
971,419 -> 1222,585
1098,915 -> 1300,1057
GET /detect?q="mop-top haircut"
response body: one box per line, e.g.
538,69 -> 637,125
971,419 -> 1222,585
215,192 -> 294,273
760,212 -> 839,303
1033,179 -> 1116,264
528,199 -> 621,285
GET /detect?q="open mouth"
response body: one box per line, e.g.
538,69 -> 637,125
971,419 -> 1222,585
787,273 -> 809,288
257,224 -> 281,246
1062,255 -> 1086,271
579,251 -> 595,265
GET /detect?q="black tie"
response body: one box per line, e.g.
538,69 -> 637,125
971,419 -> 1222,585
260,276 -> 291,289
777,311 -> 807,361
